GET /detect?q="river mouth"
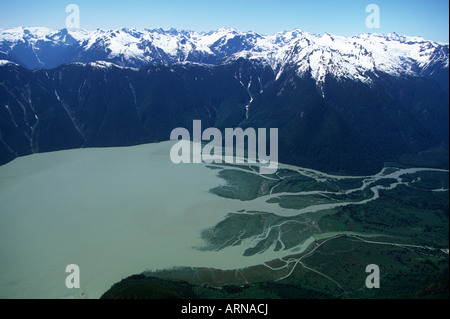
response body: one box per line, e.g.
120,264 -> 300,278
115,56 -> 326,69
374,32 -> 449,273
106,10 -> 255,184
0,141 -> 448,299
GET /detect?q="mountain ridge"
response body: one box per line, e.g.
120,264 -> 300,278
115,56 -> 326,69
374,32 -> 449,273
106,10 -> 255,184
0,27 -> 448,174
1,27 -> 448,88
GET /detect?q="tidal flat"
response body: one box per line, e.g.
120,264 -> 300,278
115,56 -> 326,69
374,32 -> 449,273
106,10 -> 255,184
0,141 -> 448,298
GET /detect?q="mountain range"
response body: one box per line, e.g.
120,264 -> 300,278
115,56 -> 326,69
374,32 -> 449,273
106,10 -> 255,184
0,27 -> 448,174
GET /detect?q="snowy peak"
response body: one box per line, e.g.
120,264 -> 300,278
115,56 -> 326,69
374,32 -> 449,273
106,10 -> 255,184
0,27 -> 448,85
0,60 -> 18,66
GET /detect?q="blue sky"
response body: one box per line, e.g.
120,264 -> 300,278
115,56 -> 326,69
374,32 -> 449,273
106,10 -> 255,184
0,0 -> 448,42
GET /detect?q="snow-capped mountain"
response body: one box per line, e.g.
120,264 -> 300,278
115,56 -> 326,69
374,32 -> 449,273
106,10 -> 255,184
0,27 -> 448,174
0,27 -> 448,86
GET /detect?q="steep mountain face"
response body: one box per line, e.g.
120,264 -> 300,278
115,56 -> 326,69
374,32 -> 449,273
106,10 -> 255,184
0,27 -> 448,174
242,69 -> 449,174
0,59 -> 274,162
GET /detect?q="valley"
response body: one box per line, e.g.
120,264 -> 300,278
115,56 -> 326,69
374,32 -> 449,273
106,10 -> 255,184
0,25 -> 448,300
1,27 -> 449,175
